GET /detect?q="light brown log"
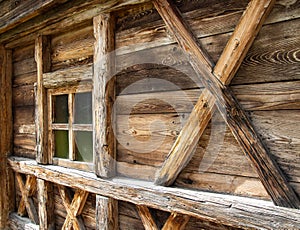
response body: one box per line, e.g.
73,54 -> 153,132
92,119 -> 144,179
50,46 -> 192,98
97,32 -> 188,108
93,13 -> 116,178
9,157 -> 300,229
0,45 -> 14,229
136,205 -> 158,230
16,173 -> 39,224
35,35 -> 51,164
153,0 -> 300,209
96,195 -> 118,230
162,213 -> 190,230
37,179 -> 55,230
18,174 -> 37,216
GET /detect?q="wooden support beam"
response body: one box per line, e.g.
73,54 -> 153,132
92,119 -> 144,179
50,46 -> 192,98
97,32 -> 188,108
96,195 -> 118,230
162,213 -> 190,230
35,35 -> 51,164
154,0 -> 276,187
37,179 -> 55,230
153,0 -> 300,209
58,185 -> 89,230
16,173 -> 39,224
93,13 -> 116,178
136,205 -> 158,230
9,157 -> 300,229
0,45 -> 14,229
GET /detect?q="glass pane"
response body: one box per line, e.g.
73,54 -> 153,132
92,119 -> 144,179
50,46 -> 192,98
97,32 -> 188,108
74,92 -> 92,124
54,95 -> 68,123
54,130 -> 69,159
75,131 -> 93,162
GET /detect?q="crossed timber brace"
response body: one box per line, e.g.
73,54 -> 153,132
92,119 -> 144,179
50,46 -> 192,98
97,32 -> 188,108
153,0 -> 300,208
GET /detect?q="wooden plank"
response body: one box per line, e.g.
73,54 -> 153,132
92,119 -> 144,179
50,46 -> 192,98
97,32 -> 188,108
93,13 -> 116,178
8,213 -> 39,230
153,0 -> 300,208
8,157 -> 300,229
0,45 -> 14,229
37,179 -> 55,230
35,35 -> 51,164
43,64 -> 93,88
136,205 -> 158,230
96,195 -> 118,230
162,213 -> 190,230
16,173 -> 39,224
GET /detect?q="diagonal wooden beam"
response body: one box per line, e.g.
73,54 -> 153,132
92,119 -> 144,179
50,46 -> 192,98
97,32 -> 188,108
16,173 -> 39,224
154,0 -> 277,187
153,0 -> 300,208
162,212 -> 190,230
136,205 -> 158,230
18,174 -> 37,216
58,185 -> 89,230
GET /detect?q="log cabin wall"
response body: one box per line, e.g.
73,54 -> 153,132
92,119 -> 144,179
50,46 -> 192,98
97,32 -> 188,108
0,0 -> 300,229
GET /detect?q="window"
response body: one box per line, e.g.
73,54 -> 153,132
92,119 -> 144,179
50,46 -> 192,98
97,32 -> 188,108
48,85 -> 94,171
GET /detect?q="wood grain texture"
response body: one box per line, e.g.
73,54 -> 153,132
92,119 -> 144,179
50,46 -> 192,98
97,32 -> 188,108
0,45 -> 14,229
93,13 -> 116,178
153,0 -> 300,208
162,213 -> 190,230
35,35 -> 51,164
8,213 -> 39,230
96,195 -> 118,230
136,205 -> 158,230
37,179 -> 55,230
8,157 -> 300,229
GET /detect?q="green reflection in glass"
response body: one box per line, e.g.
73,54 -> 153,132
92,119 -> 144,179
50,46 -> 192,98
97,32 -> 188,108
54,94 -> 68,123
74,92 -> 92,124
54,130 -> 69,159
75,131 -> 93,162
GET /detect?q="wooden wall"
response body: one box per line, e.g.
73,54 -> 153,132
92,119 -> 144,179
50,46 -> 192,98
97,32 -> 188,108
8,0 -> 300,228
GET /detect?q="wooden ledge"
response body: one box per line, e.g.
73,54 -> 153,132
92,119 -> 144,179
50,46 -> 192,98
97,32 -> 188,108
8,157 -> 300,229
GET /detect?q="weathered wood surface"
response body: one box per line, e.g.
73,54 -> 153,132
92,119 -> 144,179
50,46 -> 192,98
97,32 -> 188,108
37,179 -> 55,230
153,0 -> 300,208
162,213 -> 190,230
0,45 -> 14,229
96,195 -> 118,230
136,205 -> 158,230
35,35 -> 51,164
8,213 -> 39,230
43,64 -> 92,88
8,157 -> 300,229
93,14 -> 116,178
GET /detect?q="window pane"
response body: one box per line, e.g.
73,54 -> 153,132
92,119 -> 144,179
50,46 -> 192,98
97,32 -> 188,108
75,131 -> 93,162
74,92 -> 92,124
54,130 -> 69,159
54,95 -> 68,123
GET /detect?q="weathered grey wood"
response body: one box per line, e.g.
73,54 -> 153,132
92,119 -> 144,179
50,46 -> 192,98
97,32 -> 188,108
162,213 -> 190,230
153,0 -> 300,208
93,13 -> 116,178
8,213 -> 39,230
37,179 -> 55,230
8,157 -> 300,229
0,45 -> 14,229
16,173 -> 39,224
43,64 -> 93,88
96,195 -> 118,230
35,35 -> 51,164
136,205 -> 158,230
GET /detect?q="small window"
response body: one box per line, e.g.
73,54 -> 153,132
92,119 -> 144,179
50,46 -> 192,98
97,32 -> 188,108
48,86 -> 93,171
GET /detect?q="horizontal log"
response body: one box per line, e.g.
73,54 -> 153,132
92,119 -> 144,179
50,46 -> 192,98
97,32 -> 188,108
13,85 -> 35,107
43,64 -> 93,88
13,106 -> 35,125
8,213 -> 39,230
13,57 -> 36,77
8,157 -> 300,229
13,72 -> 36,87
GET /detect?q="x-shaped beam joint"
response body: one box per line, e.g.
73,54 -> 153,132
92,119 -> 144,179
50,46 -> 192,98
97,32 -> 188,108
58,185 -> 89,230
16,173 -> 39,224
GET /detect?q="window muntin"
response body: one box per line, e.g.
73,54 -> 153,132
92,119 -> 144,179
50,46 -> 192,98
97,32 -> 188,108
48,85 -> 93,171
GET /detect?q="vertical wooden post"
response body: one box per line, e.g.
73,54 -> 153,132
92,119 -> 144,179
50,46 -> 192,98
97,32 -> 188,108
96,195 -> 118,230
35,35 -> 51,164
0,45 -> 15,229
93,13 -> 116,178
94,13 -> 118,230
37,179 -> 55,230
